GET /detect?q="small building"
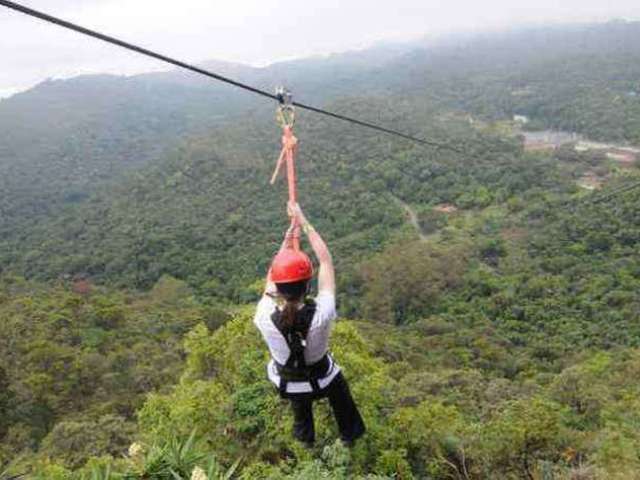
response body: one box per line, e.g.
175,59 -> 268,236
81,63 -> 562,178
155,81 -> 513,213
606,150 -> 637,164
575,141 -> 638,164
523,130 -> 580,151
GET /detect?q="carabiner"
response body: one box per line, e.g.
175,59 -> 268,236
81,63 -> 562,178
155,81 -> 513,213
275,86 -> 295,128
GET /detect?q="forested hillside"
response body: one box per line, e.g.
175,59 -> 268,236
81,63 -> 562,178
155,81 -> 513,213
4,178 -> 640,478
2,21 -> 639,241
398,22 -> 640,143
0,42 -> 410,236
2,21 -> 640,479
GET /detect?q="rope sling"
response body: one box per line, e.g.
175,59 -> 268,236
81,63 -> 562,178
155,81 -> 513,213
270,87 -> 302,251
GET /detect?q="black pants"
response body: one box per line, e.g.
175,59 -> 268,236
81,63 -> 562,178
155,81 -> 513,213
289,372 -> 365,444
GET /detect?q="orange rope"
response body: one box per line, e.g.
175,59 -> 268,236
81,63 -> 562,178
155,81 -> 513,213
271,124 -> 301,250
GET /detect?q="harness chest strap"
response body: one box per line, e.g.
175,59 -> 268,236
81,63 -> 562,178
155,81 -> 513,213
271,300 -> 329,394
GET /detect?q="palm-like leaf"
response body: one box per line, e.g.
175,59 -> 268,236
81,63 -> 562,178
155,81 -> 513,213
83,464 -> 114,480
205,456 -> 241,480
164,430 -> 206,477
120,431 -> 241,479
0,459 -> 25,480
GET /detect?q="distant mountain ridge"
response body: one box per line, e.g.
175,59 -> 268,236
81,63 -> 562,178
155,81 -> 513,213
0,41 -> 418,223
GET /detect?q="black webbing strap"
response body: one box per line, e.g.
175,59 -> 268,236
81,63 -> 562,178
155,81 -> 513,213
272,300 -> 324,394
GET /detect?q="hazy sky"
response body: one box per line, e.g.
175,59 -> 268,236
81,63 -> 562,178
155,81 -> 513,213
1,0 -> 639,97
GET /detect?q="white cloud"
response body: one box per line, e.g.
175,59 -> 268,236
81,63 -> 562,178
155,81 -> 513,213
0,86 -> 26,99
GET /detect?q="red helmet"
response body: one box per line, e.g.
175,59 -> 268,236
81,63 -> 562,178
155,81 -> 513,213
271,249 -> 314,283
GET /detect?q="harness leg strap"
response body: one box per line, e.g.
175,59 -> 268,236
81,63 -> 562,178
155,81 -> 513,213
310,378 -> 321,393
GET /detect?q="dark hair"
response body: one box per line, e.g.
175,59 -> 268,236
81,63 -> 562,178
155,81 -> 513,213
275,280 -> 310,328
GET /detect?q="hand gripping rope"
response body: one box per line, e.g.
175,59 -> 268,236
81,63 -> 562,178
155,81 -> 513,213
270,88 -> 301,250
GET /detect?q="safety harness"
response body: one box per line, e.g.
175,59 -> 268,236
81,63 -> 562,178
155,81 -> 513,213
271,299 -> 331,395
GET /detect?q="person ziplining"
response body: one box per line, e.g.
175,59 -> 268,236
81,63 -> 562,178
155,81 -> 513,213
253,92 -> 366,446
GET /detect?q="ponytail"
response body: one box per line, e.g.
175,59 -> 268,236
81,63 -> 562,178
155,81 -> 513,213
281,301 -> 299,329
275,279 -> 310,328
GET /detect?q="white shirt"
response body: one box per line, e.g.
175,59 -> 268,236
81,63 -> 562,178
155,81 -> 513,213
253,291 -> 340,393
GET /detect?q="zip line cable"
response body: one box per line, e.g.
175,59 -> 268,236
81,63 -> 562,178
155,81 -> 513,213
585,179 -> 640,205
523,179 -> 640,255
548,169 -> 640,215
0,0 -> 464,154
558,178 -> 640,212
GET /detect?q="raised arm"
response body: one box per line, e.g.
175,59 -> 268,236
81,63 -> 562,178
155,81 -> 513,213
289,203 -> 335,294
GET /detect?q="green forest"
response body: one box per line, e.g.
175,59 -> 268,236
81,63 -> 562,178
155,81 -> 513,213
2,21 -> 640,479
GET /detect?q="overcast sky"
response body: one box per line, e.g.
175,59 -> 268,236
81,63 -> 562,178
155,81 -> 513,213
1,0 -> 639,98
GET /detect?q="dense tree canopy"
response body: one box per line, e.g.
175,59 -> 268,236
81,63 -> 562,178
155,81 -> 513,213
2,20 -> 640,480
